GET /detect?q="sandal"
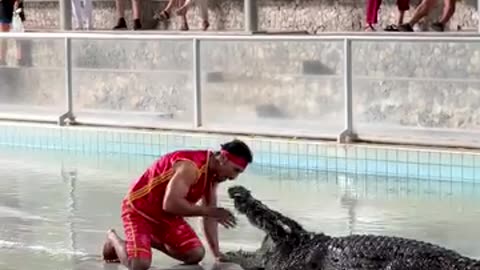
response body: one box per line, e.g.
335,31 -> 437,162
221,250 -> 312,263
397,23 -> 414,32
384,24 -> 399,31
364,24 -> 375,32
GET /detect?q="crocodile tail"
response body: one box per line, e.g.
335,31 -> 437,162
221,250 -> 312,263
228,185 -> 307,243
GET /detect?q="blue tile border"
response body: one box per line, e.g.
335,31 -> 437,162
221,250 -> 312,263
1,121 -> 480,183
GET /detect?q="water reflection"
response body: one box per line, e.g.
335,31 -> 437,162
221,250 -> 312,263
0,147 -> 479,270
337,175 -> 359,235
62,164 -> 80,268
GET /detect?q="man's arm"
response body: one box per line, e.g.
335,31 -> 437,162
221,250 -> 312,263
163,161 -> 208,217
202,183 -> 220,258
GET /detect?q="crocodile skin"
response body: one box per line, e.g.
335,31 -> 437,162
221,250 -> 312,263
223,185 -> 480,270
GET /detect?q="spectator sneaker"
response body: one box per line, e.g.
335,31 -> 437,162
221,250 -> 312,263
133,19 -> 142,30
113,18 -> 127,30
398,23 -> 414,32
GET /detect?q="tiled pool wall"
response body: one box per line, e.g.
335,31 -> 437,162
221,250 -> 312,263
0,121 -> 480,183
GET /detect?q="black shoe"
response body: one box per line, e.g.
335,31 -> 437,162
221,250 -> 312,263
113,18 -> 127,30
133,19 -> 142,30
398,23 -> 414,32
431,22 -> 445,32
384,24 -> 399,32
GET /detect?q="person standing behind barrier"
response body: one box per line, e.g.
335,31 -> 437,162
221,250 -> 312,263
71,0 -> 93,30
113,0 -> 141,30
177,0 -> 209,30
153,0 -> 209,31
0,0 -> 26,66
365,0 -> 410,31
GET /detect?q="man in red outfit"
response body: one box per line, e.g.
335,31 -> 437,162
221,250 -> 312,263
102,139 -> 253,270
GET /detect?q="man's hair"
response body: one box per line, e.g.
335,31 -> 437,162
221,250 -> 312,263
221,139 -> 253,164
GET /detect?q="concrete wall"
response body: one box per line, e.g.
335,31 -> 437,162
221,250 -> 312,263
23,0 -> 479,32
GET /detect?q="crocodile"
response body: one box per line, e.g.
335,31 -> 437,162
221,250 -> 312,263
222,185 -> 480,270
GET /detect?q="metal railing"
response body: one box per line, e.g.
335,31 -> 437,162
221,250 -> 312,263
1,31 -> 480,149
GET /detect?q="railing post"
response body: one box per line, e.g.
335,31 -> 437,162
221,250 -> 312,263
193,38 -> 202,127
337,38 -> 356,143
59,37 -> 75,126
59,0 -> 73,30
244,0 -> 258,33
344,38 -> 353,134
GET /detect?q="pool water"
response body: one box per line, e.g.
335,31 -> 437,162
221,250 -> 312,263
0,146 -> 480,270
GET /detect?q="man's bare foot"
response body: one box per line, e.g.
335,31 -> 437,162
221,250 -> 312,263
102,229 -> 120,263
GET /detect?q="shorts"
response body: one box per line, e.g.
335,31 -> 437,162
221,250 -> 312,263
121,200 -> 203,260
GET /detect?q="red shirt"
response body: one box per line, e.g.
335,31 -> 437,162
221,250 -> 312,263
124,150 -> 212,223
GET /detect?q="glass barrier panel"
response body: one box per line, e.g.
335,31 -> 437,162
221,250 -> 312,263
352,40 -> 480,146
0,38 -> 65,119
200,40 -> 345,138
71,39 -> 194,126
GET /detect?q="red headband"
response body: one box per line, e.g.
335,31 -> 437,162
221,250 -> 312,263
221,150 -> 248,169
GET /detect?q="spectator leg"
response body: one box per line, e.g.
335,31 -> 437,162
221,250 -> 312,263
430,0 -> 456,31
83,0 -> 94,30
131,0 -> 142,29
439,0 -> 456,24
115,0 -> 125,19
71,0 -> 84,29
409,0 -> 436,26
0,24 -> 10,64
197,0 -> 209,30
113,0 -> 128,29
132,0 -> 141,20
396,0 -> 410,25
365,0 -> 382,30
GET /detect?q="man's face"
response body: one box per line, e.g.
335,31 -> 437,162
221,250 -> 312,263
214,157 -> 245,183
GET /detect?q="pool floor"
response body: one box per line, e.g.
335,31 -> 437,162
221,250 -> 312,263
0,146 -> 479,270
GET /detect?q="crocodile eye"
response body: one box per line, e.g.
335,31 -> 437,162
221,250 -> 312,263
309,262 -> 319,269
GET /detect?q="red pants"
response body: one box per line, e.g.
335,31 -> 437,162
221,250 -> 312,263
121,200 -> 203,260
366,0 -> 410,24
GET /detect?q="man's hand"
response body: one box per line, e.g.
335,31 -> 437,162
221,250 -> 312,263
215,252 -> 231,262
212,254 -> 232,270
204,207 -> 237,229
